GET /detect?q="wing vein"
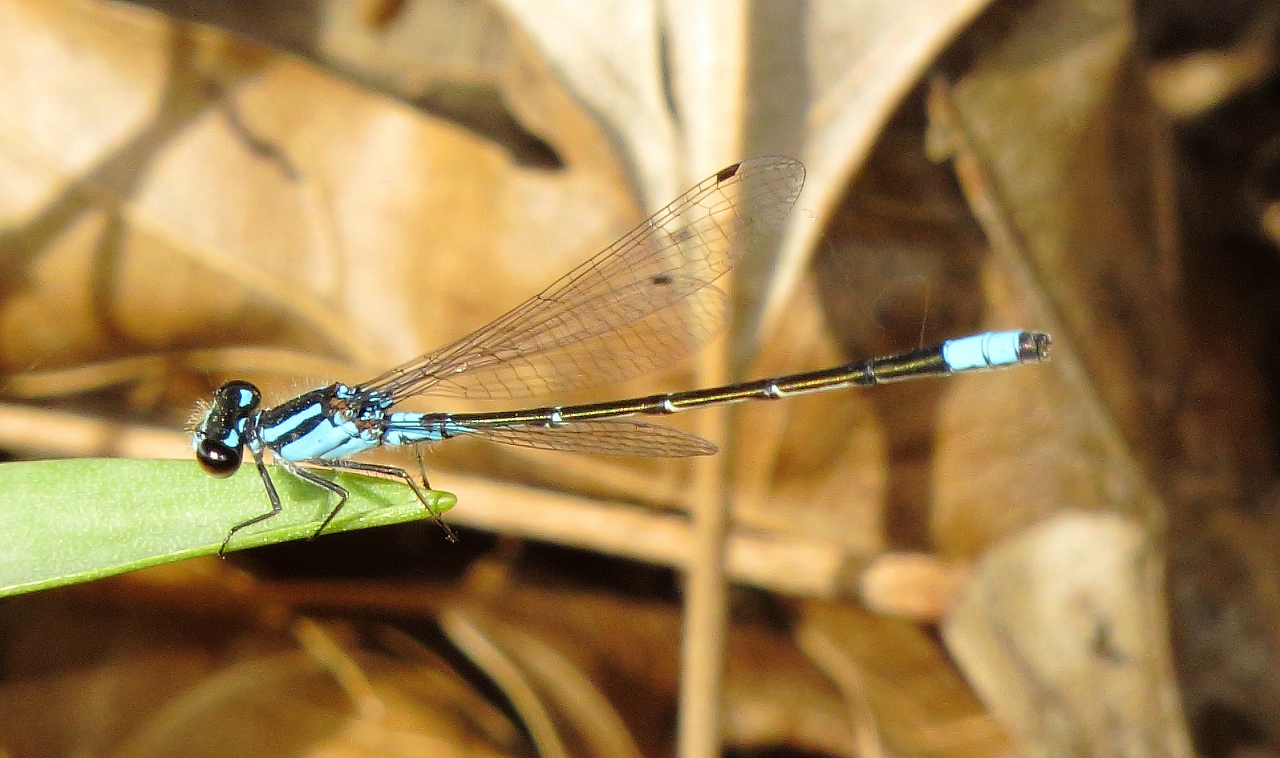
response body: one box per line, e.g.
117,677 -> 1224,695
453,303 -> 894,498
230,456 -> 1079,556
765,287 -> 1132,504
361,157 -> 805,401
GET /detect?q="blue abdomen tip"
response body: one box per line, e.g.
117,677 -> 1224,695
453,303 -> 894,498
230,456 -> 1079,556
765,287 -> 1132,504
942,331 -> 1028,371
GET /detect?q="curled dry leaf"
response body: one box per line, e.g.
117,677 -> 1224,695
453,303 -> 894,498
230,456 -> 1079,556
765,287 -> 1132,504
943,512 -> 1193,758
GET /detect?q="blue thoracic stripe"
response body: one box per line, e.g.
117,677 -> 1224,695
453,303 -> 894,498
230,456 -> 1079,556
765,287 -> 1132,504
259,402 -> 323,444
941,331 -> 1023,371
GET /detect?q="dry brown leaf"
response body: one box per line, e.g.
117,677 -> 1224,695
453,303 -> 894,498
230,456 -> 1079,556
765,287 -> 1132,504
944,512 -> 1193,758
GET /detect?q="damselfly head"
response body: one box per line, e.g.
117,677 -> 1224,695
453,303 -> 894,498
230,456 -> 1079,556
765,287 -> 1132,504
193,381 -> 262,478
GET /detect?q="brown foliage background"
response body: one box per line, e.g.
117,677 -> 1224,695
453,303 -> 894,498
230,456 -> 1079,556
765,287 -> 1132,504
0,0 -> 1278,756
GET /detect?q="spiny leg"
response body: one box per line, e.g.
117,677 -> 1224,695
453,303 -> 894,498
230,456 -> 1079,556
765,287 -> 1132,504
222,454 -> 352,552
221,448 -> 285,556
413,445 -> 457,542
315,457 -> 457,542
270,458 -> 352,540
413,445 -> 432,490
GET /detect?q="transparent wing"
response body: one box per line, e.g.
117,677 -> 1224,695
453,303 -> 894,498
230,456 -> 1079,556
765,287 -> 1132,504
461,420 -> 718,457
361,157 -> 805,400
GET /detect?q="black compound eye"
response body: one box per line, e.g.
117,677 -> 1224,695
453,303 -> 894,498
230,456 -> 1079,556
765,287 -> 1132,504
196,439 -> 243,477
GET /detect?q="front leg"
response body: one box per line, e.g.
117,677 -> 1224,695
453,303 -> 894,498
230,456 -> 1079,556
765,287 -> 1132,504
222,453 -> 352,553
221,447 -> 283,556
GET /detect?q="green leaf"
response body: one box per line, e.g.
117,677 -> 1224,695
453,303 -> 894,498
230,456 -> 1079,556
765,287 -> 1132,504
0,458 -> 456,598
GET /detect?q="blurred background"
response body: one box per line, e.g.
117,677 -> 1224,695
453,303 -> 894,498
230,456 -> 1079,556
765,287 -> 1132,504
0,0 -> 1278,755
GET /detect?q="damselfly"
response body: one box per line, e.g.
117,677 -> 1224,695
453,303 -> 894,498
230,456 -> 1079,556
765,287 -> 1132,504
193,157 -> 1050,553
